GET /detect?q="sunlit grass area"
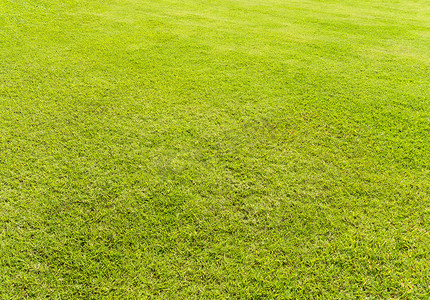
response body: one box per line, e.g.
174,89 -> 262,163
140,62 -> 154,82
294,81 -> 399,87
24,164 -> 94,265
1,0 -> 429,298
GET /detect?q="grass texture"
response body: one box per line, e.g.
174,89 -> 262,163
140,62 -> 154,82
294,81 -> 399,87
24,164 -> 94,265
1,0 -> 430,298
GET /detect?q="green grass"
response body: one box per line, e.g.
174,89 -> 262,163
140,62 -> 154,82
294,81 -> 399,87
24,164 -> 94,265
1,0 -> 430,298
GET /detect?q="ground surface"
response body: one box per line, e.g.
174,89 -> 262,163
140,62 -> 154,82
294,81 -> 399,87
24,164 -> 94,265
1,0 -> 430,298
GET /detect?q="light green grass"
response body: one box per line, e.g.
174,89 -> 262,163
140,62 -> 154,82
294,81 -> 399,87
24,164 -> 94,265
1,0 -> 430,298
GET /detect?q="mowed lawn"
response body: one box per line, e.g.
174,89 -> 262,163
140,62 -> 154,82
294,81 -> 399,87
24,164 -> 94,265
1,0 -> 430,298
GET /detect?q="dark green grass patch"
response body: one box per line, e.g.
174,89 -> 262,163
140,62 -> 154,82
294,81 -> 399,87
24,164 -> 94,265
1,0 -> 430,298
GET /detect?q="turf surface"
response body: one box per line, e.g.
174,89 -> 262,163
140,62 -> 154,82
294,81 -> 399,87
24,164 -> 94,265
1,0 -> 430,298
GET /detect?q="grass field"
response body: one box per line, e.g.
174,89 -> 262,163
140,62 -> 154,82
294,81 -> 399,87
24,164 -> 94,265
1,0 -> 430,298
